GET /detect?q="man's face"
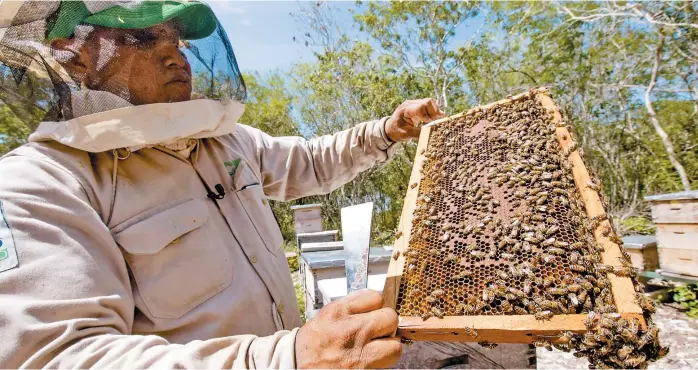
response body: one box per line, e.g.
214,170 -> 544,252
53,21 -> 192,105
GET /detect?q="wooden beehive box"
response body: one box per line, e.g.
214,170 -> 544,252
291,204 -> 323,234
383,88 -> 644,344
622,235 -> 659,272
646,191 -> 698,278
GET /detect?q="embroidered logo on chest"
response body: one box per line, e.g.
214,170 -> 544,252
223,158 -> 241,177
0,200 -> 19,272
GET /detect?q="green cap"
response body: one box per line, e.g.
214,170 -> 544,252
48,1 -> 217,41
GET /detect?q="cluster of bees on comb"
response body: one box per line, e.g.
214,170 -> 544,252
394,90 -> 667,368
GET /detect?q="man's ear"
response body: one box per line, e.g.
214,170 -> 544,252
50,38 -> 89,80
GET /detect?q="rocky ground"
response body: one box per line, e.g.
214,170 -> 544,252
536,304 -> 698,369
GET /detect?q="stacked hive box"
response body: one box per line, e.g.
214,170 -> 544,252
645,191 -> 698,278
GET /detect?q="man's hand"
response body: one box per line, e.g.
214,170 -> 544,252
295,290 -> 401,369
385,98 -> 445,142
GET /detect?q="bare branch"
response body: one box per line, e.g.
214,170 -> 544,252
644,32 -> 692,191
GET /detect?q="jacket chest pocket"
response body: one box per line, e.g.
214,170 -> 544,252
113,199 -> 233,319
234,164 -> 284,256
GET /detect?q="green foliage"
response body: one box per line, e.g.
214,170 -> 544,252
286,254 -> 300,272
619,216 -> 656,236
294,274 -> 306,323
669,284 -> 698,318
0,106 -> 30,156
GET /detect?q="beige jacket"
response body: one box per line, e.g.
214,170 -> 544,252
0,115 -> 394,368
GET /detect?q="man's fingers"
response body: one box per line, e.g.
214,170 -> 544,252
360,337 -> 403,369
402,99 -> 443,126
345,289 -> 384,315
426,99 -> 445,119
358,307 -> 399,339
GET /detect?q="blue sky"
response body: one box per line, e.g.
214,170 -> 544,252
209,1 -> 356,73
209,1 -> 487,74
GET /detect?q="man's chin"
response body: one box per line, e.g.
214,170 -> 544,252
164,90 -> 193,103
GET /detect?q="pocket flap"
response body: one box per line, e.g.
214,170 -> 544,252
114,199 -> 209,255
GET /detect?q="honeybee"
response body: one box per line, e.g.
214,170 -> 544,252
392,250 -> 401,260
535,310 -> 554,321
558,331 -> 575,345
623,354 -> 646,368
596,304 -> 617,314
549,287 -> 568,296
589,213 -> 608,229
410,182 -> 418,189
583,311 -> 597,328
463,326 -> 478,337
637,326 -> 658,348
513,306 -> 528,315
595,264 -> 614,273
548,247 -> 565,256
612,266 -> 635,277
608,234 -> 624,245
541,238 -> 555,247
431,307 -> 444,318
431,289 -> 445,297
636,293 -> 656,313
599,316 -> 616,329
544,225 -> 560,236
523,280 -> 533,295
586,180 -> 601,192
541,254 -> 556,264
442,232 -> 451,242
533,339 -> 553,351
554,241 -> 570,249
500,301 -> 514,312
478,341 -> 498,349
627,317 -> 640,335
482,288 -> 493,303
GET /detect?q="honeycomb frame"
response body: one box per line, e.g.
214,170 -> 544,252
382,88 -> 645,344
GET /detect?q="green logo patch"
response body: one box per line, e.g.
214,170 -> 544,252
224,158 -> 241,177
0,200 -> 18,272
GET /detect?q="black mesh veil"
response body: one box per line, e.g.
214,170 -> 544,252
0,0 -> 246,132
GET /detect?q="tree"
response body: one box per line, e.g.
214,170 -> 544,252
353,1 -> 478,113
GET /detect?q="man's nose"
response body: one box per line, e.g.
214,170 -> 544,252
161,43 -> 188,69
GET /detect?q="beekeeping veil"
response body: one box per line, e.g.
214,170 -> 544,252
0,0 -> 246,153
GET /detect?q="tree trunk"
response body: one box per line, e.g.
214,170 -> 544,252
645,33 -> 692,191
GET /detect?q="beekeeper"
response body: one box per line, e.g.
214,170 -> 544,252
0,1 -> 444,368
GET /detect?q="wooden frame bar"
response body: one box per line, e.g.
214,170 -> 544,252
383,88 -> 644,344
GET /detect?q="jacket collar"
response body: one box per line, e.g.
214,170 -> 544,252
29,90 -> 244,153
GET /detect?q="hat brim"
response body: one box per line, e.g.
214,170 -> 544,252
83,1 -> 217,40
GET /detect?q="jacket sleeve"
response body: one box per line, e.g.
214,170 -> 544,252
238,118 -> 396,201
0,154 -> 298,369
